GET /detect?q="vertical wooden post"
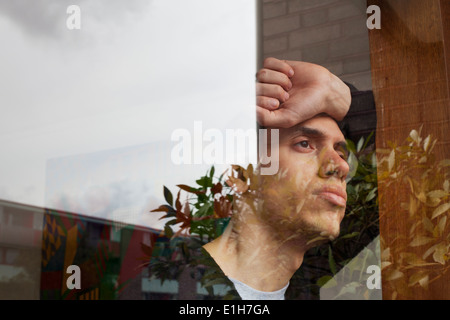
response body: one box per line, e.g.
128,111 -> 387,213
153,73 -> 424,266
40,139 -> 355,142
368,0 -> 450,299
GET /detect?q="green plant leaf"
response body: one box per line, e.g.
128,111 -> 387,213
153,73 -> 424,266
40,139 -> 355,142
340,232 -> 360,240
356,137 -> 364,153
362,131 -> 374,151
164,225 -> 173,238
317,275 -> 336,288
166,218 -> 179,226
163,186 -> 173,206
196,202 -> 213,217
333,282 -> 360,299
196,175 -> 213,189
328,245 -> 337,275
365,187 -> 377,202
346,139 -> 356,153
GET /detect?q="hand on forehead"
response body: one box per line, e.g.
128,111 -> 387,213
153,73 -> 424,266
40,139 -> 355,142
256,58 -> 351,129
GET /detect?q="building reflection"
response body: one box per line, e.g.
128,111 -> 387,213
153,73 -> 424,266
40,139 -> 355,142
0,199 -> 212,300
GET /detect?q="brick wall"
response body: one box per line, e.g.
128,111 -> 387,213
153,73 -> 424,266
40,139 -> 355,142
259,0 -> 376,142
260,0 -> 372,91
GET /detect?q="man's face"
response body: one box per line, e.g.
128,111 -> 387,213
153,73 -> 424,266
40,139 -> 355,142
260,115 -> 350,244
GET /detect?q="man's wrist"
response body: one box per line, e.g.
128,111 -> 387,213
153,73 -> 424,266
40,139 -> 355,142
325,72 -> 351,121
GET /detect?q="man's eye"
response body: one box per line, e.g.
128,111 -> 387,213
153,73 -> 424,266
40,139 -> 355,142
297,141 -> 310,148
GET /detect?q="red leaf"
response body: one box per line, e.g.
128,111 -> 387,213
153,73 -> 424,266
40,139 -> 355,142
177,184 -> 206,195
150,205 -> 170,213
211,182 -> 223,195
175,190 -> 182,212
214,196 -> 233,218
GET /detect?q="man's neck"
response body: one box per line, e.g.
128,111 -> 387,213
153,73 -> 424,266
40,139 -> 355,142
203,208 -> 309,292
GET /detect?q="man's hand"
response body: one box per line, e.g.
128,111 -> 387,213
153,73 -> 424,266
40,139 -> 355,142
256,57 -> 351,128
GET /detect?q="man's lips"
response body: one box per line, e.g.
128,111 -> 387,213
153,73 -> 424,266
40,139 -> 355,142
314,185 -> 347,207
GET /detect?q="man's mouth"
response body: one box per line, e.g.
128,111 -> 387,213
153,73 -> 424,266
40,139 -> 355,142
314,185 -> 347,207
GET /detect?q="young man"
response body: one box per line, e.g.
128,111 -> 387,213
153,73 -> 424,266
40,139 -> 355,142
202,58 -> 351,300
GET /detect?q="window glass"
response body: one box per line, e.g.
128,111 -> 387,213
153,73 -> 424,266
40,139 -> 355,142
0,0 -> 256,300
1,0 -> 448,303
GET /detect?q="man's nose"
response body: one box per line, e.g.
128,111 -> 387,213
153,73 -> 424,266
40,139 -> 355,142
318,149 -> 349,181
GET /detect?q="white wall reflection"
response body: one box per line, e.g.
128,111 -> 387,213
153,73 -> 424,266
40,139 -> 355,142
0,0 -> 257,228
